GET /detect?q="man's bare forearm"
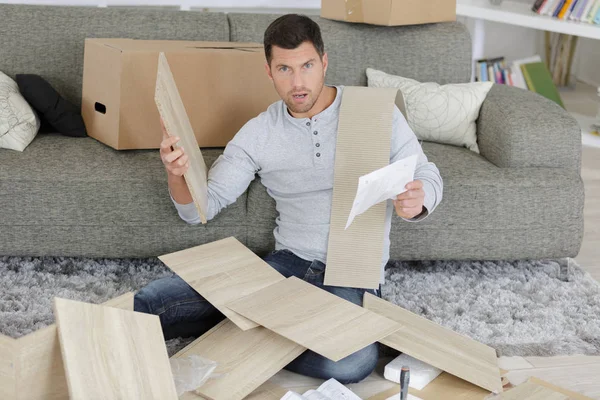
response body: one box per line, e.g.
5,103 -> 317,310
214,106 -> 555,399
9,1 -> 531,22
168,173 -> 193,205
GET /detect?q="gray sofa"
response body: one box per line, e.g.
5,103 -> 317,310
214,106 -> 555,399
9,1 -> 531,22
0,4 -> 584,262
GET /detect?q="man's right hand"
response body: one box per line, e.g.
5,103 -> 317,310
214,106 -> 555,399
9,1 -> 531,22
159,119 -> 190,177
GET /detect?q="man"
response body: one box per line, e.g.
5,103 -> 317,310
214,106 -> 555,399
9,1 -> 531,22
135,14 -> 443,384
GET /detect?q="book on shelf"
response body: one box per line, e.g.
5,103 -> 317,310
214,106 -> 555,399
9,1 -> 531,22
521,62 -> 565,108
475,57 -> 510,85
476,55 -> 564,108
532,0 -> 600,24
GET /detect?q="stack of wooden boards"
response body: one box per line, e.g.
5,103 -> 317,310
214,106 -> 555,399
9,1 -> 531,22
49,236 -> 594,400
48,236 -> 502,400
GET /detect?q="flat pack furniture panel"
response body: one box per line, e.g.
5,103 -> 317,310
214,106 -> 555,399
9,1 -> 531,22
227,276 -> 401,362
325,86 -> 404,289
0,335 -> 16,400
367,372 -> 492,400
526,377 -> 594,400
54,297 -> 177,400
363,293 -> 503,394
155,51 -> 208,223
0,291 -> 134,400
158,236 -> 285,330
497,381 -> 568,400
173,319 -> 305,400
245,382 -> 290,400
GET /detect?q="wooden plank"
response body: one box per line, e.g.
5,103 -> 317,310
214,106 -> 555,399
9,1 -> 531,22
155,51 -> 208,223
7,292 -> 136,400
325,87 -> 399,289
54,297 -> 177,400
227,276 -> 401,362
363,293 -> 503,393
245,381 -> 289,400
504,364 -> 600,399
497,381 -> 568,399
101,291 -> 134,311
367,372 -> 491,400
173,319 -> 305,400
527,377 -> 595,400
0,335 -> 16,400
16,325 -> 68,400
524,355 -> 600,369
158,236 -> 285,330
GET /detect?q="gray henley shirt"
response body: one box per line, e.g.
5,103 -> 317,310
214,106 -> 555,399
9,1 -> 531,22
171,85 -> 443,283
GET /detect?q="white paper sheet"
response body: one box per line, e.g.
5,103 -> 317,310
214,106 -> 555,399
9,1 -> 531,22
315,379 -> 362,400
280,378 -> 362,400
345,154 -> 418,230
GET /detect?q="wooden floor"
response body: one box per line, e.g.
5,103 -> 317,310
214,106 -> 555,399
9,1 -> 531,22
268,85 -> 600,399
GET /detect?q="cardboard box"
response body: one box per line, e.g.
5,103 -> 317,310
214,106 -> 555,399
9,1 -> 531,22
82,39 -> 279,150
320,0 -> 456,26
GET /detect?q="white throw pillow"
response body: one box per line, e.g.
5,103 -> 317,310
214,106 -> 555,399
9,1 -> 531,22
366,68 -> 493,153
0,71 -> 40,151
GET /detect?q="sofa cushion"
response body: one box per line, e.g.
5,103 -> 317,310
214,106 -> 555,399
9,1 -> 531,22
0,4 -> 229,110
246,142 -> 584,260
227,13 -> 472,86
0,134 -> 247,258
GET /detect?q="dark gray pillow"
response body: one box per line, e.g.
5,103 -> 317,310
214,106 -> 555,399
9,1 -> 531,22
16,74 -> 87,137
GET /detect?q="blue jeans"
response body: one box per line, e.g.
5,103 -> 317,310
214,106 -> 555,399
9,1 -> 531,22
134,249 -> 381,384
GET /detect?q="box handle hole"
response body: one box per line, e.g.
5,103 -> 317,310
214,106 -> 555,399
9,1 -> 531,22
95,102 -> 107,114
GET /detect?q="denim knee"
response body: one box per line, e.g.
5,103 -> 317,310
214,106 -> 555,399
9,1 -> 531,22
134,281 -> 162,315
330,343 -> 379,384
286,342 -> 379,384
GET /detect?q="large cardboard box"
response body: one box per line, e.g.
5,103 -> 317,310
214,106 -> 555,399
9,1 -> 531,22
321,0 -> 456,26
82,39 -> 279,150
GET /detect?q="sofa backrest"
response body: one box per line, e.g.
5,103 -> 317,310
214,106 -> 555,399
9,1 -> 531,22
228,13 -> 472,86
0,4 -> 229,108
0,4 -> 472,110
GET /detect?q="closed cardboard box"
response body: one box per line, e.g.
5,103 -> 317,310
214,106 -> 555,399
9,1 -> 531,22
81,39 -> 279,150
321,0 -> 456,26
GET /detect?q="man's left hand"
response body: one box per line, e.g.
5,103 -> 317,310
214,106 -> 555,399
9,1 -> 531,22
394,180 -> 425,219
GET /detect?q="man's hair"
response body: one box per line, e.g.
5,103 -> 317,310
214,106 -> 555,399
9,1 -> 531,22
263,14 -> 325,66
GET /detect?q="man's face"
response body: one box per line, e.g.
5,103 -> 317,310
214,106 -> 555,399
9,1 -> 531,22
265,41 -> 328,116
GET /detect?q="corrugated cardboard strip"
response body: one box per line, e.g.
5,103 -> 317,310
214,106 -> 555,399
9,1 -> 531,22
325,86 -> 405,289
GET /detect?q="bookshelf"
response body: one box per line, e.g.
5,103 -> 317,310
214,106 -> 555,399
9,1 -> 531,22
457,0 -> 600,40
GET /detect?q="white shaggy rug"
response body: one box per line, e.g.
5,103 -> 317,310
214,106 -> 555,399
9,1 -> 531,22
1,256 -> 599,357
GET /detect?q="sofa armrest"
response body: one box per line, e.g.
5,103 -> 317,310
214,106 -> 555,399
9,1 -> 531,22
476,84 -> 581,171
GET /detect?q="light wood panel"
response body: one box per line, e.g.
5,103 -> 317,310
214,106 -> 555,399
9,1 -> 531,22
158,236 -> 285,330
325,87 -> 399,289
367,372 -> 491,400
497,381 -> 568,399
525,355 -> 600,369
504,363 -> 600,399
527,377 -> 595,400
0,292 -> 136,400
173,319 -> 305,400
155,51 -> 208,223
0,335 -> 16,400
227,276 -> 401,362
101,291 -> 134,311
54,297 -> 177,400
363,293 -> 502,393
245,382 -> 289,400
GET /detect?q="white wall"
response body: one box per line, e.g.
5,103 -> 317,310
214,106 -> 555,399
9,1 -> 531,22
573,39 -> 600,86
